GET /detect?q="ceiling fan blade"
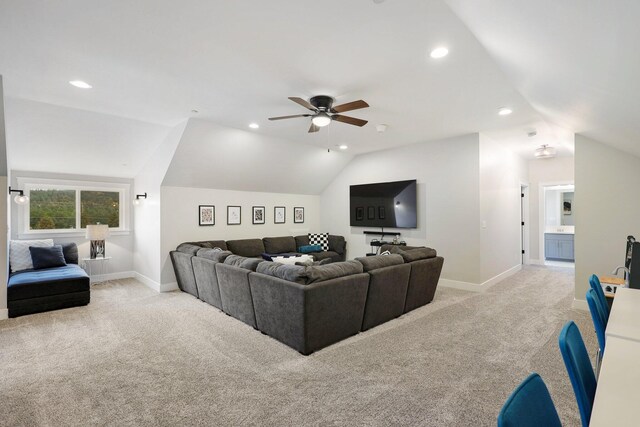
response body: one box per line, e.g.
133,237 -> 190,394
308,122 -> 320,133
331,100 -> 369,113
332,114 -> 368,127
288,97 -> 316,111
268,114 -> 310,121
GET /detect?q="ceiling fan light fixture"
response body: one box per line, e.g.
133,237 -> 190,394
534,144 -> 556,159
312,112 -> 331,127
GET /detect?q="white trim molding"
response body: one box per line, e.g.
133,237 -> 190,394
439,264 -> 522,293
90,271 -> 135,285
135,272 -> 178,293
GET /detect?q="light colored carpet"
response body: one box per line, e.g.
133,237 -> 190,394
0,265 -> 594,426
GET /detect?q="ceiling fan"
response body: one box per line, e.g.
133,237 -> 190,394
268,95 -> 369,133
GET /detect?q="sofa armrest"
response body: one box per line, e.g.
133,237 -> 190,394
328,235 -> 346,255
249,272 -> 369,354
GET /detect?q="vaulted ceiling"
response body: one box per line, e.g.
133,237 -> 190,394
0,0 -> 636,178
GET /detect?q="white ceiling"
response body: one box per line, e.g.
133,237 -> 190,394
3,0 -> 637,177
0,0 -> 548,160
446,0 -> 640,157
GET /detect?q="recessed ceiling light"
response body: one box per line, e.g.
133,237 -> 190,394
69,80 -> 92,89
339,145 -> 348,150
430,47 -> 449,59
498,107 -> 512,116
249,123 -> 259,129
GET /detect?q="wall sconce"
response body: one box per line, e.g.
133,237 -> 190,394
132,192 -> 148,206
86,224 -> 110,259
8,187 -> 29,205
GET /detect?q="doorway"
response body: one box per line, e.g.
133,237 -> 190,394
540,183 -> 575,267
520,184 -> 530,265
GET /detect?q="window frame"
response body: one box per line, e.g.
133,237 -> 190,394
17,177 -> 131,238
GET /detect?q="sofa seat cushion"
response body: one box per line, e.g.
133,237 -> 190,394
309,251 -> 341,263
256,262 -> 307,284
263,236 -> 297,254
8,264 -> 90,301
303,260 -> 363,284
224,255 -> 263,271
356,254 -> 404,272
197,248 -> 233,263
226,239 -> 266,257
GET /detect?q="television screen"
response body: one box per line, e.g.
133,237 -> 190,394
350,179 -> 417,228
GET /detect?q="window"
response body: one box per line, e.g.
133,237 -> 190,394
17,178 -> 130,236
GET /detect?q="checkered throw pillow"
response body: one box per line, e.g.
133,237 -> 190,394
308,233 -> 329,251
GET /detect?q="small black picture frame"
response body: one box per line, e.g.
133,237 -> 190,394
252,206 -> 265,224
274,206 -> 286,224
227,205 -> 241,225
367,206 -> 375,220
356,207 -> 364,221
199,205 -> 215,226
294,207 -> 304,223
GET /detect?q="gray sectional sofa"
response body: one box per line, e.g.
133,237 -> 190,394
169,235 -> 444,354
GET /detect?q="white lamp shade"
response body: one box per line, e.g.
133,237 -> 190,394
86,224 -> 110,240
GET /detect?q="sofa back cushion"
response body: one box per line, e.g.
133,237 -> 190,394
256,262 -> 307,284
263,236 -> 297,254
226,239 -> 266,257
10,239 -> 54,272
294,235 -> 310,248
397,247 -> 437,262
61,243 -> 79,264
303,260 -> 363,284
176,243 -> 202,256
29,245 -> 67,270
355,254 -> 404,272
197,248 -> 233,263
224,254 -> 263,271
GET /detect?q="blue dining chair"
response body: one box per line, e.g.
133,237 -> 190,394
497,372 -> 562,427
558,321 -> 597,427
589,274 -> 610,320
586,289 -> 606,356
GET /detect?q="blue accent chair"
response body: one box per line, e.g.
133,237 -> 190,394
586,289 -> 607,355
558,321 -> 597,427
497,372 -> 562,427
589,274 -> 610,320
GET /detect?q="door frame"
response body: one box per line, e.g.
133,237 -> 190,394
539,180 -> 574,262
520,182 -> 530,265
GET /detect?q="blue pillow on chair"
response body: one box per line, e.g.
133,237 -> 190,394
29,245 -> 67,270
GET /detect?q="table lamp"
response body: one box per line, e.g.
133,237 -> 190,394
86,224 -> 110,259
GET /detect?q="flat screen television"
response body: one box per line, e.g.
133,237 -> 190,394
350,179 -> 417,228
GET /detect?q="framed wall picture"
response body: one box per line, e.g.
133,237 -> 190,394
199,205 -> 215,226
294,207 -> 304,223
252,206 -> 265,224
356,206 -> 364,221
227,205 -> 241,225
274,206 -> 286,224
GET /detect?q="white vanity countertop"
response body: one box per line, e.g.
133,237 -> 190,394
545,226 -> 575,235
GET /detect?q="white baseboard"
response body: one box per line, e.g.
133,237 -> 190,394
0,308 -> 8,321
528,258 -> 544,265
439,264 -> 522,293
134,272 -> 178,293
91,270 -> 134,284
572,298 -> 589,311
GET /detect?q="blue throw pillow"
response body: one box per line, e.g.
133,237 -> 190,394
298,244 -> 322,254
29,245 -> 67,270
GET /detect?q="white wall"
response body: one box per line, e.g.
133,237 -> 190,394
575,135 -> 640,301
160,186 -> 321,285
320,134 -> 482,284
133,121 -> 187,290
478,134 -> 527,282
528,156 -> 574,262
9,171 -> 135,276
